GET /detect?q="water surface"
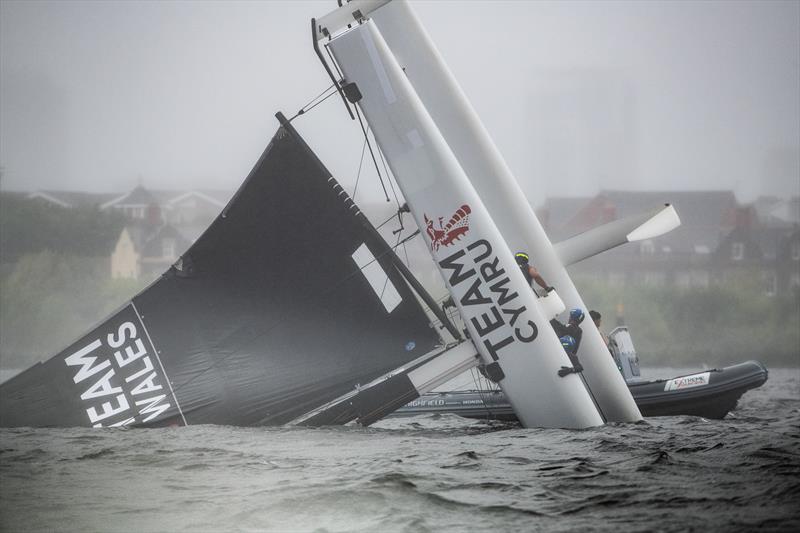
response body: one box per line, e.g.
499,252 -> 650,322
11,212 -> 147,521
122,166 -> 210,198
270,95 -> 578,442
1,368 -> 798,532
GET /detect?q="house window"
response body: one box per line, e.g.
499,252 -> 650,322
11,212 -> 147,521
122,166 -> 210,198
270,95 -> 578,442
162,238 -> 176,259
691,270 -> 710,288
792,242 -> 800,261
694,244 -> 710,255
763,272 -> 777,296
644,271 -> 666,286
608,272 -> 627,286
731,242 -> 745,261
790,272 -> 800,289
676,272 -> 691,288
640,240 -> 655,255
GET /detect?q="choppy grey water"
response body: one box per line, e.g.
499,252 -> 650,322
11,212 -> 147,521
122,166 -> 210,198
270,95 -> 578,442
1,367 -> 799,532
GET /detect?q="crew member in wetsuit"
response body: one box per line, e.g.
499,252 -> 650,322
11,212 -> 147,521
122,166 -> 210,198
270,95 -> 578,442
552,309 -> 585,377
557,335 -> 583,377
514,252 -> 553,293
589,309 -> 610,348
552,308 -> 585,350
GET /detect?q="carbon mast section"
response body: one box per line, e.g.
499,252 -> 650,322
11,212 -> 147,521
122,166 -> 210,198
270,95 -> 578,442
0,117 -> 443,428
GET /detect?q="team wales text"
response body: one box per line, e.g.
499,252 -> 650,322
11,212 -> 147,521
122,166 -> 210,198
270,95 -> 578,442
63,305 -> 174,427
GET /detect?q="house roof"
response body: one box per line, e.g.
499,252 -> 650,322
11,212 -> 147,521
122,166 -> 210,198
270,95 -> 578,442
599,190 -> 738,230
27,190 -> 118,208
754,196 -> 800,227
102,187 -> 232,210
536,197 -> 593,236
26,187 -> 233,211
606,190 -> 739,255
163,190 -> 229,208
102,186 -> 158,208
540,190 -> 739,256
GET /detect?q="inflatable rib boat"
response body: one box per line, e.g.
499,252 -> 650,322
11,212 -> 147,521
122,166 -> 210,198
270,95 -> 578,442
394,328 -> 769,421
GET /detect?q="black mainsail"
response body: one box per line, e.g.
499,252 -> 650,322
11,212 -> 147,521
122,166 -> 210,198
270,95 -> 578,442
0,114 -> 442,427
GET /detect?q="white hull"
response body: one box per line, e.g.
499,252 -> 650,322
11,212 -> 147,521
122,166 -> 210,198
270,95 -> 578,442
368,0 -> 641,423
328,22 -> 603,429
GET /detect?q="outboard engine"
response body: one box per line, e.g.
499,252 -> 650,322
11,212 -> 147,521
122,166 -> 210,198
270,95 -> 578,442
608,326 -> 641,381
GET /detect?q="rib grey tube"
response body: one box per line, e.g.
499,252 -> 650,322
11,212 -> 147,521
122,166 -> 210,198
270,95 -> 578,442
369,0 -> 641,422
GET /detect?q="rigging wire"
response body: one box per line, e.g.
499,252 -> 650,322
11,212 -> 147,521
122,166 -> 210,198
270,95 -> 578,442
353,104 -> 391,202
401,237 -> 411,268
471,366 -> 498,421
299,83 -> 336,114
579,373 -> 607,423
392,229 -> 420,250
352,131 -> 369,200
378,230 -> 405,301
370,133 -> 408,237
375,210 -> 403,231
292,77 -> 404,234
288,83 -> 338,122
376,139 -> 402,211
301,89 -> 340,115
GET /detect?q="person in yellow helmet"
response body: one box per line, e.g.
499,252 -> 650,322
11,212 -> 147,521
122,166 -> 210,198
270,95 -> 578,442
514,252 -> 553,293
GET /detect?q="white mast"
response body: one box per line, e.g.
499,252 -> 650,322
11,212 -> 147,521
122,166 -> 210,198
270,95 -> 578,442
325,20 -> 603,429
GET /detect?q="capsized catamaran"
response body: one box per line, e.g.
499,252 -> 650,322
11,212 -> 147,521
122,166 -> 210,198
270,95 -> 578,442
0,0 -> 680,429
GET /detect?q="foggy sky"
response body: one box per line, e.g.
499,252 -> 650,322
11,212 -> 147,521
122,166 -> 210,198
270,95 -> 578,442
1,0 -> 798,204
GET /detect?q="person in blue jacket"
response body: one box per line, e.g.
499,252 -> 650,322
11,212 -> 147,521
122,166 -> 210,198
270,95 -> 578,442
557,335 -> 584,377
553,308 -> 585,377
552,308 -> 585,351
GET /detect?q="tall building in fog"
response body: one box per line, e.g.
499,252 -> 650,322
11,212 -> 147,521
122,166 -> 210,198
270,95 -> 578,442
528,69 -> 638,199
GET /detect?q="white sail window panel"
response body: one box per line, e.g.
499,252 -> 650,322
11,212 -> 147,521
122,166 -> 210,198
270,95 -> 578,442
352,243 -> 402,313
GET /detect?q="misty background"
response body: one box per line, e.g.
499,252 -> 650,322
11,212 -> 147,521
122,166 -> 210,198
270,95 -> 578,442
2,0 -> 798,199
1,0 -> 799,372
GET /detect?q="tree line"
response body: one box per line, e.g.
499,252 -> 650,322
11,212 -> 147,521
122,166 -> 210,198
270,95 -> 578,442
1,192 -> 797,370
575,275 -> 799,368
0,192 -> 125,264
0,193 -> 146,368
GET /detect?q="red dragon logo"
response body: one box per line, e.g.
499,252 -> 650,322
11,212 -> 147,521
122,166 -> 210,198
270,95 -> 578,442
424,204 -> 471,251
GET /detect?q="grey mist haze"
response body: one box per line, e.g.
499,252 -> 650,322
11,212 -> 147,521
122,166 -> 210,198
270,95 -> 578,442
1,0 -> 798,204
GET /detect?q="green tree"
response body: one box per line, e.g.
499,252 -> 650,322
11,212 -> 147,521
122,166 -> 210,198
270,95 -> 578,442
0,251 -> 147,369
574,275 -> 800,367
0,193 -> 126,264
